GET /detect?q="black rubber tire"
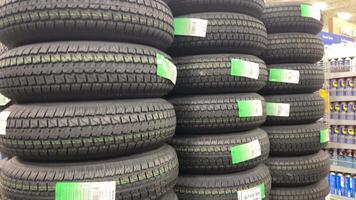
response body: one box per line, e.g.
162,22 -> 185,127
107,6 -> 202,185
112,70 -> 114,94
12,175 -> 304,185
264,93 -> 324,125
270,179 -> 330,200
173,54 -> 267,95
170,128 -> 270,174
260,63 -> 324,94
262,122 -> 328,156
0,145 -> 179,200
262,3 -> 323,34
175,164 -> 271,200
169,12 -> 267,56
169,93 -> 266,134
262,33 -> 324,64
266,151 -> 330,186
0,41 -> 175,103
159,190 -> 178,200
0,0 -> 174,50
0,42 -> 7,55
0,99 -> 176,161
169,0 -> 265,18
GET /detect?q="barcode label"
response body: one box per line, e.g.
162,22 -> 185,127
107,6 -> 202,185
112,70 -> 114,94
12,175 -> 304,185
0,111 -> 10,135
55,182 -> 116,200
237,186 -> 262,200
266,103 -> 290,117
174,18 -> 208,37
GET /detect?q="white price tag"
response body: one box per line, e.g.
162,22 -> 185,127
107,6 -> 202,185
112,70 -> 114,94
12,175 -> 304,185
231,59 -> 260,80
237,186 -> 262,200
284,70 -> 300,84
174,18 -> 208,37
55,181 -> 116,200
0,111 -> 10,135
238,100 -> 263,118
189,19 -> 208,37
266,103 -> 290,117
269,69 -> 300,84
231,140 -> 262,164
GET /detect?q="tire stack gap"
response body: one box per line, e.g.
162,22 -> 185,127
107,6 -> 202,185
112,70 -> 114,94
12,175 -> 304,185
0,1 -> 180,199
166,0 -> 272,199
260,2 -> 331,199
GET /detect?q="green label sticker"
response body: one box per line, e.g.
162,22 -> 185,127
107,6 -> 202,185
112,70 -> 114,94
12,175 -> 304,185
237,183 -> 265,200
0,111 -> 10,136
266,102 -> 290,117
320,129 -> 330,143
268,69 -> 300,84
237,100 -> 263,118
174,18 -> 208,37
156,53 -> 177,84
230,140 -> 261,165
55,182 -> 116,200
301,4 -> 321,20
231,59 -> 260,80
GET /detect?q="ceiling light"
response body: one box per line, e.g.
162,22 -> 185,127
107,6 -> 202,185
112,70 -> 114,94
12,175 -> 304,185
313,2 -> 327,11
337,12 -> 353,21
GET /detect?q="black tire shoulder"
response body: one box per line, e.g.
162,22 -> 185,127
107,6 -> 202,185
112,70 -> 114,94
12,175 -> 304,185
173,54 -> 267,94
1,145 -> 179,200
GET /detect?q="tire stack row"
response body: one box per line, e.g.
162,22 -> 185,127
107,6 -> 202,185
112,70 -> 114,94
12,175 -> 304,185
166,1 -> 272,199
0,0 -> 180,199
260,2 -> 330,200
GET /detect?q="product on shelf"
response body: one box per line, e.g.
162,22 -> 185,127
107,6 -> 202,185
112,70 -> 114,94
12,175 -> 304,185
330,101 -> 356,120
328,57 -> 356,73
328,148 -> 356,168
330,125 -> 356,144
328,172 -> 356,198
329,77 -> 356,97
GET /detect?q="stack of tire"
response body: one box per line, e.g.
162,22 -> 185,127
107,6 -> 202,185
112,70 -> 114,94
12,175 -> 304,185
0,1 -> 180,199
260,2 -> 331,200
166,1 -> 272,199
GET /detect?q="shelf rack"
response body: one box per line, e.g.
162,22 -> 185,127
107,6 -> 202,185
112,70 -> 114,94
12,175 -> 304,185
331,165 -> 356,174
330,96 -> 356,102
326,72 -> 356,79
327,142 -> 356,150
329,194 -> 355,200
328,119 -> 356,126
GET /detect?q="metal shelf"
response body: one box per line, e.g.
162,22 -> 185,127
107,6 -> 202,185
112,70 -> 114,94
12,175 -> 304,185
330,96 -> 356,102
326,72 -> 356,79
328,119 -> 356,126
330,195 -> 355,200
330,165 -> 356,174
327,142 -> 356,150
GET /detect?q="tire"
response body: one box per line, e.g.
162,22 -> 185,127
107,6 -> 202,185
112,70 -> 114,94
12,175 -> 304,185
262,33 -> 324,64
159,190 -> 178,200
262,122 -> 328,156
266,151 -> 330,186
0,0 -> 174,50
170,128 -> 270,174
0,99 -> 176,161
169,0 -> 265,18
0,145 -> 179,200
169,12 -> 267,56
0,41 -> 175,102
260,63 -> 324,94
264,93 -> 324,125
173,54 -> 267,95
169,93 -> 266,134
262,3 -> 323,34
270,179 -> 330,200
175,164 -> 271,200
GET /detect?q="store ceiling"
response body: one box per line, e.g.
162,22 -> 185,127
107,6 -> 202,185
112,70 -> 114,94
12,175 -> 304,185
266,0 -> 356,24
